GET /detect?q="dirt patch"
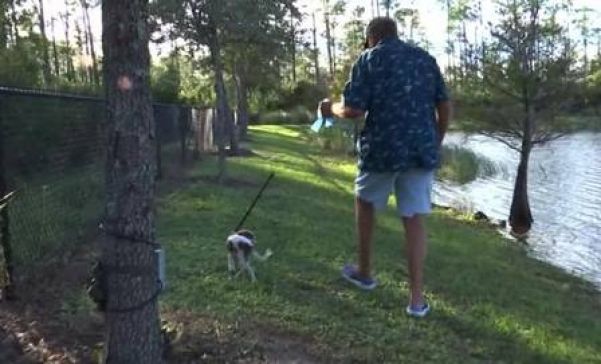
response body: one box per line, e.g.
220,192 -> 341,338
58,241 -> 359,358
0,239 -> 102,363
163,310 -> 333,364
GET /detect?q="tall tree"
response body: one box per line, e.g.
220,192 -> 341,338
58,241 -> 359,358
222,0 -> 297,139
380,0 -> 398,18
60,0 -> 76,81
50,16 -> 60,77
155,0 -> 244,178
465,0 -> 576,234
102,0 -> 162,362
80,0 -> 99,85
37,0 -> 51,84
312,11 -> 320,85
574,7 -> 594,72
8,0 -> 19,45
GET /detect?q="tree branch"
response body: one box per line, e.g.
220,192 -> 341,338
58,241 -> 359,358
533,131 -> 567,145
479,131 -> 522,152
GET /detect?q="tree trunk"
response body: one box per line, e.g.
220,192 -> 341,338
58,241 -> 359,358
290,11 -> 296,83
9,0 -> 19,46
312,12 -> 320,85
0,96 -> 15,300
509,144 -> 533,235
81,0 -> 100,85
208,23 -> 232,180
323,0 -> 334,78
234,63 -> 250,141
62,2 -> 75,81
51,17 -> 60,77
38,0 -> 52,84
102,0 -> 162,362
75,22 -> 87,82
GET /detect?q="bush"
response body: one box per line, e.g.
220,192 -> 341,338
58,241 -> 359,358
258,106 -> 314,125
438,146 -> 496,184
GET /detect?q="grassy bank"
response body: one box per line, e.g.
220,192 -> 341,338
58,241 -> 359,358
158,125 -> 601,363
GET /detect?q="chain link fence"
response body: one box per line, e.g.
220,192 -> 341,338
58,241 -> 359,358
0,87 -> 216,286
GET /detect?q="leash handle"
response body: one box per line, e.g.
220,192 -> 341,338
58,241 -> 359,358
234,172 -> 275,232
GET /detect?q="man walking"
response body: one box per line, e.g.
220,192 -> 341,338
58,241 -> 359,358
320,17 -> 451,318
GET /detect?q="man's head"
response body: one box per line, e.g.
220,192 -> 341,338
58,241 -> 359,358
365,17 -> 398,48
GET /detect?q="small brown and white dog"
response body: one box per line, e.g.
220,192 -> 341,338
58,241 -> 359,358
226,230 -> 272,282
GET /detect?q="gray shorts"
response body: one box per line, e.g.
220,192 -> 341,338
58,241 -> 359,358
355,169 -> 435,217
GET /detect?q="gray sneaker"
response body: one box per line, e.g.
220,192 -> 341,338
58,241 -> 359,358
406,303 -> 431,318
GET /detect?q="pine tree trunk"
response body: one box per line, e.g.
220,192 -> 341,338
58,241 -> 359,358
234,64 -> 250,141
81,0 -> 100,85
38,0 -> 52,84
312,12 -> 320,85
208,23 -> 230,181
290,11 -> 296,83
323,0 -> 334,78
9,0 -> 19,45
62,2 -> 75,81
102,0 -> 162,362
51,17 -> 60,77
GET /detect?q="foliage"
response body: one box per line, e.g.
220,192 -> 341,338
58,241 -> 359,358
439,145 -> 496,184
159,125 -> 601,363
151,52 -> 181,104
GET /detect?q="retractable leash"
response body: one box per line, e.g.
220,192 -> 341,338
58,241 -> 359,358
234,172 -> 275,232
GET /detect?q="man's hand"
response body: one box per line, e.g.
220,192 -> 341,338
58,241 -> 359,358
318,99 -> 334,118
317,98 -> 365,119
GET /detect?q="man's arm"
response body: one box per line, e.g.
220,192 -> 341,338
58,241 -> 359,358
436,100 -> 452,145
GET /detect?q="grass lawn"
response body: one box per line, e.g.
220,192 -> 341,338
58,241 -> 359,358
158,125 -> 601,363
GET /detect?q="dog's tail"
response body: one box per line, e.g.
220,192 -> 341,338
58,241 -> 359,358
253,249 -> 273,262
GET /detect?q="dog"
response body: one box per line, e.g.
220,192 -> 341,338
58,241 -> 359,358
226,230 -> 272,282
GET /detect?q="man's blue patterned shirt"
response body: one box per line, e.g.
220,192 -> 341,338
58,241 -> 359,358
343,37 -> 449,172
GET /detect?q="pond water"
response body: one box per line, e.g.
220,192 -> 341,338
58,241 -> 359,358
436,133 -> 601,289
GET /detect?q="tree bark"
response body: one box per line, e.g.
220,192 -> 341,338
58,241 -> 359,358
102,0 -> 162,362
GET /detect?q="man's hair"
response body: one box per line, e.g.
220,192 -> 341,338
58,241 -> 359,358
366,17 -> 398,43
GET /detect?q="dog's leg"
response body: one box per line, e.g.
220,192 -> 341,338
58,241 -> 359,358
245,263 -> 257,282
228,253 -> 237,276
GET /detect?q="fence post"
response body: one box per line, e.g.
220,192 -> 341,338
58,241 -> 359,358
191,108 -> 200,160
154,105 -> 163,180
0,95 -> 16,299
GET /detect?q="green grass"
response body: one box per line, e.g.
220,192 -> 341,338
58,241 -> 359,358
158,125 -> 601,363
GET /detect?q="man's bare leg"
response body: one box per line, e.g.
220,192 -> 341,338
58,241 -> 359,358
356,197 -> 375,278
403,215 -> 427,307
